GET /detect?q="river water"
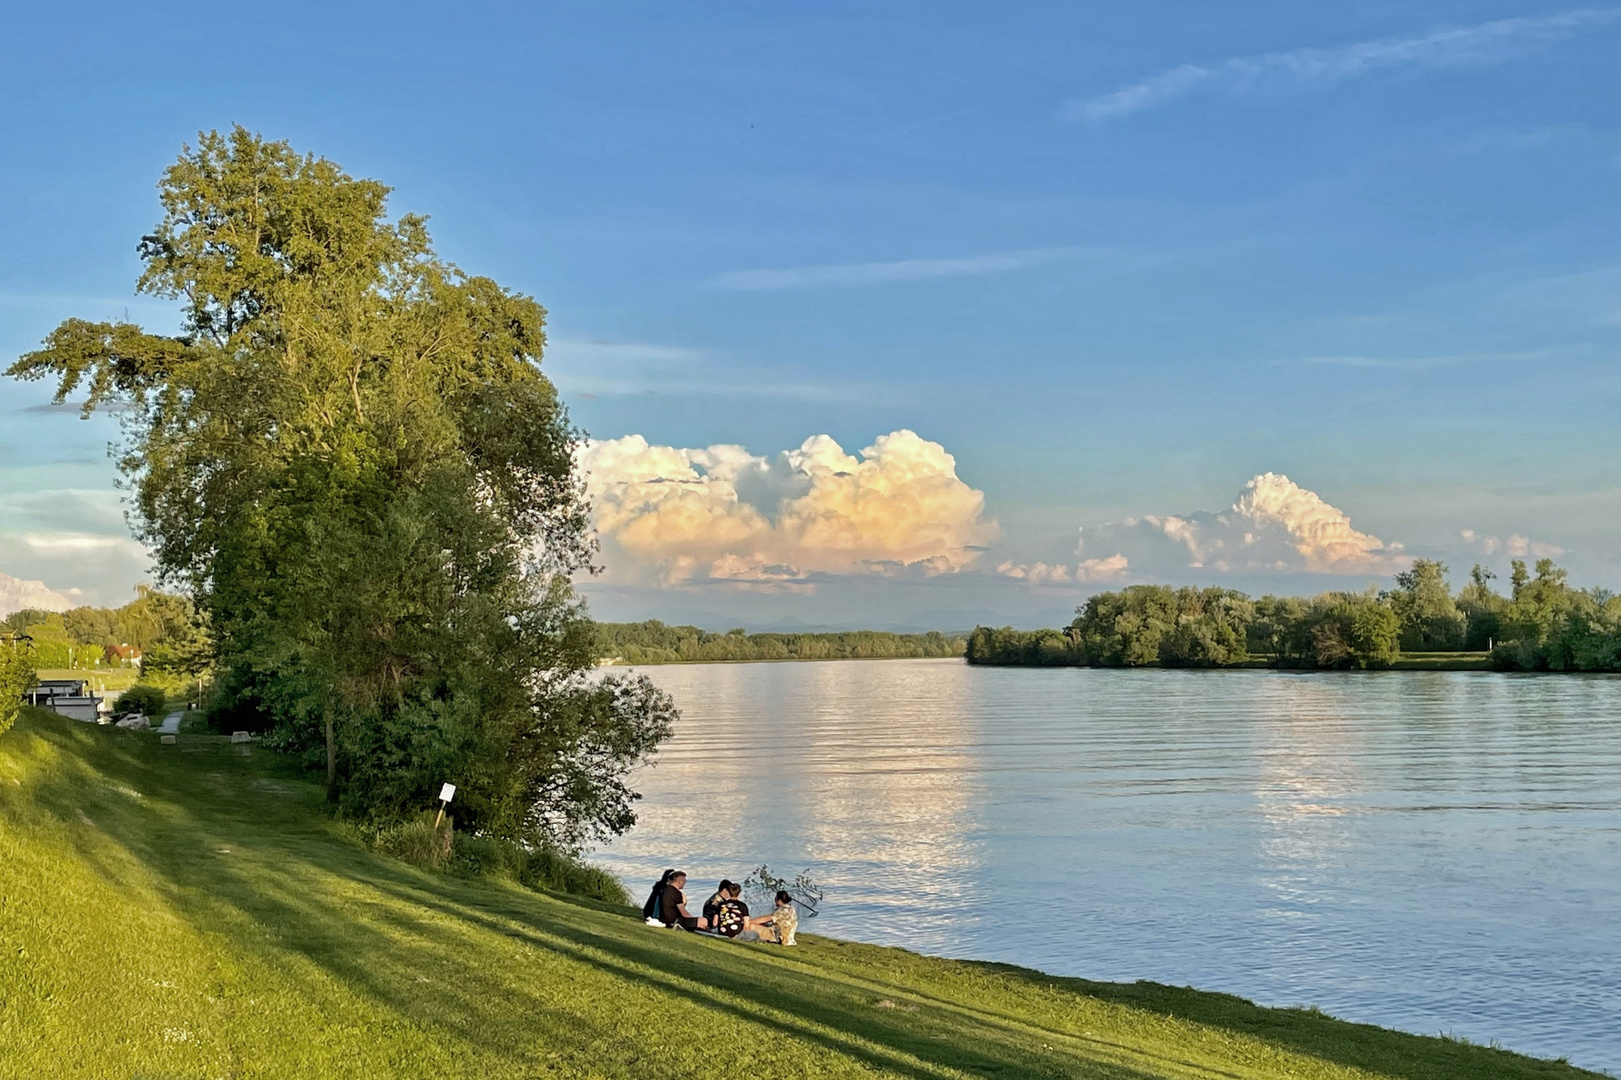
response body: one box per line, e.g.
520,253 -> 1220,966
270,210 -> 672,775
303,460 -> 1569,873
592,659 -> 1621,1073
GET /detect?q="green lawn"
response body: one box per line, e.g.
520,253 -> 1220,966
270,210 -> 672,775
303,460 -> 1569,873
1388,653 -> 1493,671
32,666 -> 145,695
0,708 -> 1598,1080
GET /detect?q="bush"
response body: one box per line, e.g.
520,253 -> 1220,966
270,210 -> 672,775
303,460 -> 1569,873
0,647 -> 35,737
370,813 -> 628,904
511,847 -> 628,904
113,684 -> 167,717
374,812 -> 453,870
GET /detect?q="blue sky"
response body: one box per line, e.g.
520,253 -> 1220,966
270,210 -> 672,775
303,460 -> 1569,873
2,2 -> 1618,626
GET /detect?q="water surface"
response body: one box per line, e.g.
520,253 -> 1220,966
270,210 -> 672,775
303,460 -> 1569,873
594,659 -> 1621,1073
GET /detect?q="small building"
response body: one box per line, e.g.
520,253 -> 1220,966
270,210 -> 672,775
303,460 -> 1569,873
47,695 -> 102,722
24,679 -> 104,723
104,643 -> 143,667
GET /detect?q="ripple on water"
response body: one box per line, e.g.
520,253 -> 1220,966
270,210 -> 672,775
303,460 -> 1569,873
594,661 -> 1621,1074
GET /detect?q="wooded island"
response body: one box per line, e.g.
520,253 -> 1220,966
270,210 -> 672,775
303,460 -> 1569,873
968,558 -> 1621,671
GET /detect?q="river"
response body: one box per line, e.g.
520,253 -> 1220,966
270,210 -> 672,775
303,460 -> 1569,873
591,659 -> 1621,1073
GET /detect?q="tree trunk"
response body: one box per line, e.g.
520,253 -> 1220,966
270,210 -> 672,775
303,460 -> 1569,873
325,707 -> 338,803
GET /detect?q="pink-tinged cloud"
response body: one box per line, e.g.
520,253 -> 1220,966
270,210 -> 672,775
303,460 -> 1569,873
579,429 -> 999,591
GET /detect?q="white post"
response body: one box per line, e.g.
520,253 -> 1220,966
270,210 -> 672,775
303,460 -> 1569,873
434,782 -> 456,830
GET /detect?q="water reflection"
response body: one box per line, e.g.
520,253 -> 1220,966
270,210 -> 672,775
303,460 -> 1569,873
595,661 -> 1621,1074
601,660 -> 985,949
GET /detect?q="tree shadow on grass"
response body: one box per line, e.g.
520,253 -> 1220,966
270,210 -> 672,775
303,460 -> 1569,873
357,876 -> 1193,1080
12,714 -> 1603,1080
13,719 -> 1180,1079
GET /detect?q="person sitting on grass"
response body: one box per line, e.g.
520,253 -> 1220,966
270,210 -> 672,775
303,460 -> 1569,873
713,882 -> 773,939
642,869 -> 677,926
701,880 -> 735,930
656,871 -> 707,930
755,890 -> 798,945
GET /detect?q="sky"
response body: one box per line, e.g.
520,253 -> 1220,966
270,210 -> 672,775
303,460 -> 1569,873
2,1 -> 1618,628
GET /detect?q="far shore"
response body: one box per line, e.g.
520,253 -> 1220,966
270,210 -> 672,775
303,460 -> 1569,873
603,652 -> 1508,670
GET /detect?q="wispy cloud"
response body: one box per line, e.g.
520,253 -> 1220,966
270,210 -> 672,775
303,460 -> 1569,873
708,246 -> 1104,291
546,340 -> 704,365
544,339 -> 850,401
1460,529 -> 1565,559
14,400 -> 135,415
23,533 -> 130,552
1301,354 -> 1478,371
1065,9 -> 1619,122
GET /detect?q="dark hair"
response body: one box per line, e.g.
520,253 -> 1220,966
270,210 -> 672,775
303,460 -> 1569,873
716,879 -> 734,894
670,870 -> 686,882
727,882 -> 743,897
775,890 -> 793,905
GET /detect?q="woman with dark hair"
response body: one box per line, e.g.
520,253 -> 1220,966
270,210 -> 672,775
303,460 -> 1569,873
756,890 -> 799,945
642,869 -> 678,926
650,871 -> 707,930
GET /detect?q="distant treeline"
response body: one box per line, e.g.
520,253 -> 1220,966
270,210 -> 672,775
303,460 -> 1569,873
1,587 -> 209,678
597,621 -> 967,665
967,559 -> 1621,672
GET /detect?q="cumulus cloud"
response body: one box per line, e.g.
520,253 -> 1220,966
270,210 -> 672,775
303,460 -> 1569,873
997,554 -> 1130,586
1092,473 -> 1405,576
0,570 -> 75,616
1064,9 -> 1618,122
579,429 -> 999,591
1460,529 -> 1565,559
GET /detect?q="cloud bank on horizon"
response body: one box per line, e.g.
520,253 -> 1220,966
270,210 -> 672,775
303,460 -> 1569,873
1065,8 -> 1618,122
1000,472 -> 1411,586
0,570 -> 77,616
579,429 -> 999,592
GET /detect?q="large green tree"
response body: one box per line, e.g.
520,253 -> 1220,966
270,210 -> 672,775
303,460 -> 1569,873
1390,559 -> 1465,651
8,128 -> 674,846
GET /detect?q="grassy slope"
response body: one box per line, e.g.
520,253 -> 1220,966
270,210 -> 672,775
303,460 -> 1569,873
0,709 -> 1597,1080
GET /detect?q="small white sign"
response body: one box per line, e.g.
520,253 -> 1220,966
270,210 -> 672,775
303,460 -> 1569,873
439,783 -> 457,803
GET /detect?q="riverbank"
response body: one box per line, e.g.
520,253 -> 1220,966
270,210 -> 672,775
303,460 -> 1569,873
595,621 -> 967,665
1,707 -> 1600,1079
965,632 -> 1502,670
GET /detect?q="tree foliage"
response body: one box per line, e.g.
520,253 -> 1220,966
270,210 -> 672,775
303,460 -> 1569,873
596,621 -> 967,664
0,642 -> 35,737
1390,559 -> 1465,651
3,587 -> 200,668
1456,564 -> 1506,651
1490,559 -> 1621,671
967,560 -> 1621,672
7,128 -> 674,847
1069,586 -> 1254,667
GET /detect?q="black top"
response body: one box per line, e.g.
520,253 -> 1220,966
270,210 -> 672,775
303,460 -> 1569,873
642,881 -> 663,920
715,898 -> 750,936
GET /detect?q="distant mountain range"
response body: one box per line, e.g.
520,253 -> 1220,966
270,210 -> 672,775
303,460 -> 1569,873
0,571 -> 74,618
